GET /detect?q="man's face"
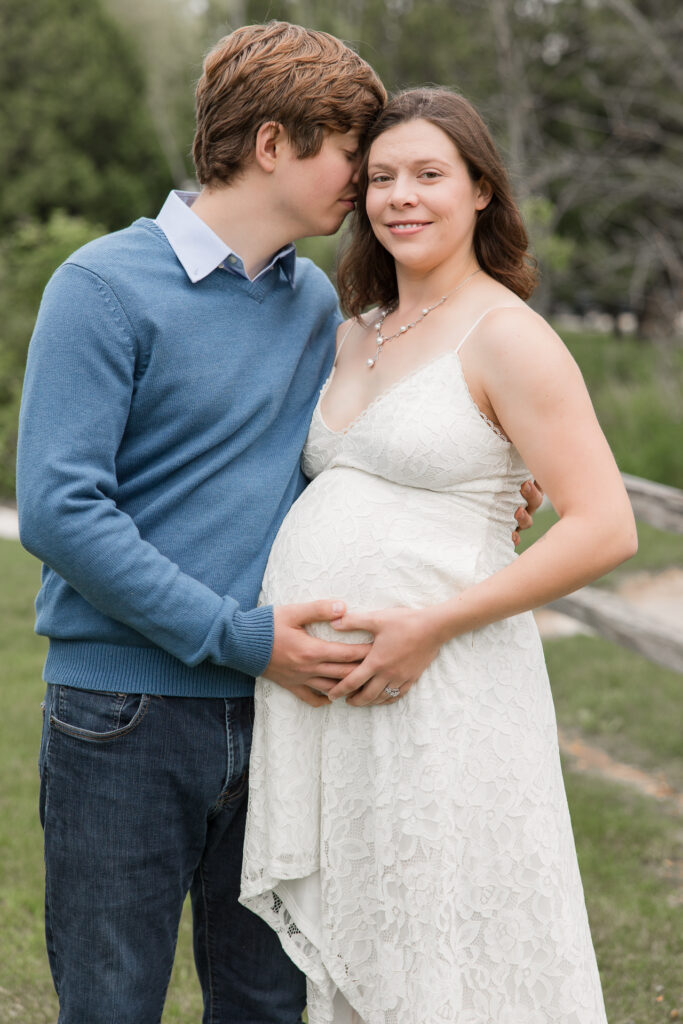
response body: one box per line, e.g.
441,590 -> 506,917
277,129 -> 362,239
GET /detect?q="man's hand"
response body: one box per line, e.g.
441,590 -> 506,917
264,600 -> 373,707
513,479 -> 544,546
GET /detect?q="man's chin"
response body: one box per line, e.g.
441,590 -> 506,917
295,212 -> 349,242
323,211 -> 351,235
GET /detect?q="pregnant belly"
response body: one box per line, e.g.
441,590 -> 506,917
261,467 -> 487,613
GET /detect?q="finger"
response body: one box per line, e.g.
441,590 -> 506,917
309,641 -> 374,663
329,612 -> 377,633
367,693 -> 399,706
327,662 -> 375,700
286,599 -> 347,626
512,530 -> 521,547
345,675 -> 395,707
514,508 -> 533,530
315,662 -> 365,680
292,686 -> 330,708
303,677 -> 336,693
362,683 -> 404,706
361,680 -> 392,705
521,480 -> 544,513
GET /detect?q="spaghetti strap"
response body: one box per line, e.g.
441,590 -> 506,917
333,319 -> 359,366
454,306 -> 521,354
320,319 -> 361,399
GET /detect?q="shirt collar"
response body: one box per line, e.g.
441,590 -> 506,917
155,190 -> 296,287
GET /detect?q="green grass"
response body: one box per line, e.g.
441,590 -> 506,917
546,635 -> 683,790
560,331 -> 683,490
1,538 -> 681,1023
519,508 -> 683,787
564,769 -> 683,1023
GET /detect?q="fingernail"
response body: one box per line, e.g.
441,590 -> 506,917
332,601 -> 344,614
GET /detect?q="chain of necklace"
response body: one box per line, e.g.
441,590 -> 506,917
366,268 -> 481,369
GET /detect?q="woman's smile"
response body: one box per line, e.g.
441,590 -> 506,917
386,220 -> 431,235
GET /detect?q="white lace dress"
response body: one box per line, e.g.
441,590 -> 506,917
240,326 -> 608,1024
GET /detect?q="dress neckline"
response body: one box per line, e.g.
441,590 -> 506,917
316,348 -> 510,444
319,304 -> 522,439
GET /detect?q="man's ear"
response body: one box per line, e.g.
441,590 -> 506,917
254,121 -> 288,173
475,177 -> 493,211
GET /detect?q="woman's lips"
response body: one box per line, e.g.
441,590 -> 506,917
386,221 -> 430,235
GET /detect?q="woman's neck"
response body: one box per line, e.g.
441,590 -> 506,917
392,256 -> 481,317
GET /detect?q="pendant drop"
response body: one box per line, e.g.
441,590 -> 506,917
366,358 -> 376,369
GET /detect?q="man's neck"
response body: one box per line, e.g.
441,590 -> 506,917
190,182 -> 294,279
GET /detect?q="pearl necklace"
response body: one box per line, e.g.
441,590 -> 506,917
367,269 -> 481,369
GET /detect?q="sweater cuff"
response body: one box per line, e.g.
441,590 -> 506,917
228,605 -> 274,678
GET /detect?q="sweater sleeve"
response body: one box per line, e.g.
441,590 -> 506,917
16,263 -> 274,677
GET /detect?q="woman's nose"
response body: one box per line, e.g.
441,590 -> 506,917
388,178 -> 418,206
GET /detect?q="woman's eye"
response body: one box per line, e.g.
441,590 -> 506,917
420,170 -> 441,179
370,175 -> 391,184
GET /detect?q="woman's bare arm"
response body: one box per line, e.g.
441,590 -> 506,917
328,307 -> 637,705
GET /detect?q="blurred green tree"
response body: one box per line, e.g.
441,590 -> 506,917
102,0 -> 201,187
0,212 -> 104,496
0,0 -> 173,231
195,0 -> 681,336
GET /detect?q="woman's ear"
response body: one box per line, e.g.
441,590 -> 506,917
475,178 -> 493,211
254,121 -> 287,173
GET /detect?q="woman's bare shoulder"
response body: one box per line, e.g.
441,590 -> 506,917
335,309 -> 379,352
478,304 -> 566,357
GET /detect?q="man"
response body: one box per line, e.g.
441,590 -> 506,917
17,20 -> 540,1024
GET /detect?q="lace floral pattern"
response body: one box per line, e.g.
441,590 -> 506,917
240,352 -> 608,1024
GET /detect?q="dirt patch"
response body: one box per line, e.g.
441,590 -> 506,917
558,728 -> 683,817
536,566 -> 683,638
614,567 -> 683,631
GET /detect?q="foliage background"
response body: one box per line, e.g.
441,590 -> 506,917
0,0 -> 681,500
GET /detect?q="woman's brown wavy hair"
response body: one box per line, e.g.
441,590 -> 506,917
337,88 -> 537,316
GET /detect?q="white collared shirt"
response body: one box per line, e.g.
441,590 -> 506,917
155,190 -> 296,287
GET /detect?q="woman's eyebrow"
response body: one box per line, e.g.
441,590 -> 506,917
368,156 -> 450,171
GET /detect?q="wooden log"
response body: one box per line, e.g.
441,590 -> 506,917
548,586 -> 683,674
622,473 -> 683,534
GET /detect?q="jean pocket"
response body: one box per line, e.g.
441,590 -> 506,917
49,686 -> 151,743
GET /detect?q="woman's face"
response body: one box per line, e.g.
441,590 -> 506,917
365,118 -> 490,275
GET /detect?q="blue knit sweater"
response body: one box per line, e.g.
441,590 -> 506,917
16,218 -> 340,696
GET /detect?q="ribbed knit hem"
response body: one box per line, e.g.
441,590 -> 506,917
224,604 -> 274,678
44,641 -> 256,697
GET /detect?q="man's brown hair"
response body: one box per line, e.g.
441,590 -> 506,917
193,22 -> 386,187
337,88 -> 538,314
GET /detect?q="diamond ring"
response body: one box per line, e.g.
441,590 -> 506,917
383,685 -> 401,698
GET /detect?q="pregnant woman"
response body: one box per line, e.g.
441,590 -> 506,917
240,89 -> 637,1024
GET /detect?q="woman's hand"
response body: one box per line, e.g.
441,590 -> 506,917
326,605 -> 449,706
513,479 -> 544,546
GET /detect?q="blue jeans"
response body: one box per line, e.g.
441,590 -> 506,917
39,684 -> 306,1024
